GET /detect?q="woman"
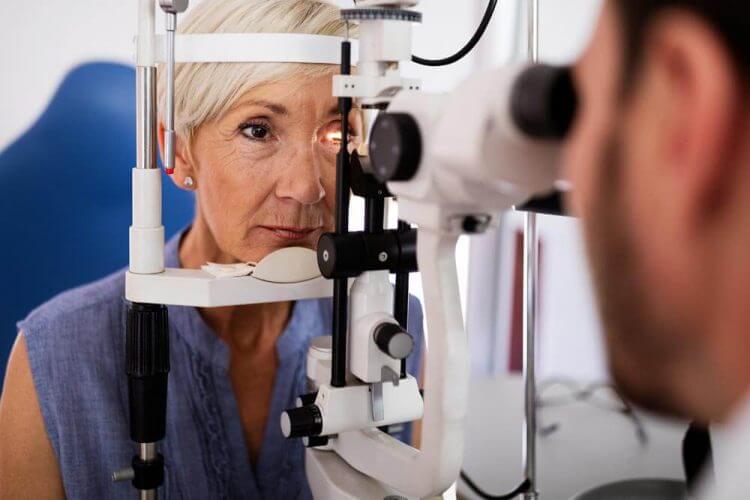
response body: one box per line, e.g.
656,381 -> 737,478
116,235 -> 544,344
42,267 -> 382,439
0,1 -> 423,498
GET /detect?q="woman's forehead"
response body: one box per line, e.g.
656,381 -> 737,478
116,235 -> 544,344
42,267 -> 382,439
229,73 -> 338,118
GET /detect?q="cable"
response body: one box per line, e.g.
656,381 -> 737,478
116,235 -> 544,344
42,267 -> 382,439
412,0 -> 499,67
460,471 -> 531,500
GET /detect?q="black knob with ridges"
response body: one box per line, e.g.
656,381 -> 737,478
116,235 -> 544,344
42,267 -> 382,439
281,405 -> 323,439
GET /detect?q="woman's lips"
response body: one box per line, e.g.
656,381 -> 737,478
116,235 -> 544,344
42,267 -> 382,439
259,225 -> 322,241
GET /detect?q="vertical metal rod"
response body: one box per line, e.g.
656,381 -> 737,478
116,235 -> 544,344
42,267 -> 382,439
523,0 -> 540,498
395,220 -> 411,378
141,489 -> 157,500
136,67 -> 158,170
139,442 -> 157,499
331,40 -> 353,388
164,12 -> 177,174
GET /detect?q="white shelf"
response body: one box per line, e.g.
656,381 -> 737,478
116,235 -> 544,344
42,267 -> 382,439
125,268 -> 333,307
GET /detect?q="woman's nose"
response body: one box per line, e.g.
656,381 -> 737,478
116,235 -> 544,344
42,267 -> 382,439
274,147 -> 326,205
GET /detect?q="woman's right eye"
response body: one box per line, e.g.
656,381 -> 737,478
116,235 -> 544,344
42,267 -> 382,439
240,123 -> 272,141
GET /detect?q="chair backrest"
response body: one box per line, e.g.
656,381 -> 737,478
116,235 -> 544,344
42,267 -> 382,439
0,62 -> 194,383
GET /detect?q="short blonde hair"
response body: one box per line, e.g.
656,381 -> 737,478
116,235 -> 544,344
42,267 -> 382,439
158,0 -> 354,142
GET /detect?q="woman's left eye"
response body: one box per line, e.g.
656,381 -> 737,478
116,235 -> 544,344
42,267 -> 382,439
240,123 -> 272,141
320,121 -> 355,146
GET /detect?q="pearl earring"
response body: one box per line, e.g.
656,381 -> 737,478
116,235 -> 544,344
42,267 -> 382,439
183,176 -> 195,188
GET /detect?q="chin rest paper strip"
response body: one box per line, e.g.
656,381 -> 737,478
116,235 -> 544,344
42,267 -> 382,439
153,34 -> 360,64
201,262 -> 256,279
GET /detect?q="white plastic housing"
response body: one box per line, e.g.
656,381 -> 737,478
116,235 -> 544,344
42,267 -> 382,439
333,74 -> 421,99
359,19 -> 413,64
348,271 -> 401,383
386,64 -> 562,220
335,14 -> 420,106
306,449 -> 412,500
329,229 -> 467,498
125,271 -> 332,307
314,377 -> 423,436
129,168 -> 165,274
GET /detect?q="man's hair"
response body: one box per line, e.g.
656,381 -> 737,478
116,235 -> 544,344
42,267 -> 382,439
614,0 -> 750,77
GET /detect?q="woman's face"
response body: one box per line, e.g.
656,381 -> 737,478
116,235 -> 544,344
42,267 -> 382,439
175,73 -> 360,263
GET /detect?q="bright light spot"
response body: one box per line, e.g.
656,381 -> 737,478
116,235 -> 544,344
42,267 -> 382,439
326,131 -> 342,143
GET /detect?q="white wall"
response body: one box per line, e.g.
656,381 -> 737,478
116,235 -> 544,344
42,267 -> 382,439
0,1 -> 136,149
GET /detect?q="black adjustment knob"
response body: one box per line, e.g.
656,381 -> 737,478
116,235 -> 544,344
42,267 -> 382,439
510,65 -> 578,140
317,230 -> 419,279
126,303 -> 170,444
317,232 -> 366,279
370,113 -> 422,183
281,405 -> 323,439
374,323 -> 415,360
126,303 -> 170,378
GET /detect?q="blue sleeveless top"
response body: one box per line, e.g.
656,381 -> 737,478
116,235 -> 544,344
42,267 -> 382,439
19,230 -> 424,499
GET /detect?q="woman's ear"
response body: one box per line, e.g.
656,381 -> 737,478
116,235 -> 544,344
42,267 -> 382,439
157,122 -> 196,190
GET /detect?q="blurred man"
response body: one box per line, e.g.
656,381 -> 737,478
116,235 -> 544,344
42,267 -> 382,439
565,0 -> 750,497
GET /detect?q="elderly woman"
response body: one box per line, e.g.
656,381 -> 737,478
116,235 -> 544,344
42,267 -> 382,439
0,0 -> 423,498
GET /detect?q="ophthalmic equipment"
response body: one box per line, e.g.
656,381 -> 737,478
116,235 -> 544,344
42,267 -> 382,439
279,1 -> 575,499
119,0 -> 575,498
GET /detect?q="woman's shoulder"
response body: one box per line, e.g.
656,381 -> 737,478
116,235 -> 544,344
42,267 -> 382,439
19,268 -> 126,344
14,270 -> 132,497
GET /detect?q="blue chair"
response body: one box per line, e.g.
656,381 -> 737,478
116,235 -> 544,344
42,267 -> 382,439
0,62 -> 194,383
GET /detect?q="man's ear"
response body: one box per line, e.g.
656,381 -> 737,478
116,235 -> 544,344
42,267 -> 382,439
644,10 -> 743,222
157,122 -> 196,190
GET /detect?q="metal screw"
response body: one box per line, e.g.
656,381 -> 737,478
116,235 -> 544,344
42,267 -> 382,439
378,252 -> 388,262
323,250 -> 330,262
112,467 -> 135,482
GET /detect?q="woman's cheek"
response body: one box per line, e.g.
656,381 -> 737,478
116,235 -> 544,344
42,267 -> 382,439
316,147 -> 338,226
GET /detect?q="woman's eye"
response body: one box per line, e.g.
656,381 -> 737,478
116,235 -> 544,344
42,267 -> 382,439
241,124 -> 271,140
320,121 -> 355,147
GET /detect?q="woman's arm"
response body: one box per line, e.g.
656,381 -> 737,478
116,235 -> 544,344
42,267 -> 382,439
0,332 -> 65,499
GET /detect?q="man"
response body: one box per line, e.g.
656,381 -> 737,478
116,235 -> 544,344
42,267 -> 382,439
565,0 -> 750,497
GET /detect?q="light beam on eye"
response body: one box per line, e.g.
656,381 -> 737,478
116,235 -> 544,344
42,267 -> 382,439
326,131 -> 343,143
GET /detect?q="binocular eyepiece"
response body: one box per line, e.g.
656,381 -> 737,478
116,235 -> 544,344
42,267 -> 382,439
370,64 -> 578,185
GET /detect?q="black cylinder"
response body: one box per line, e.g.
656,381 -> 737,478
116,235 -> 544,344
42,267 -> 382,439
370,112 -> 423,183
317,230 -> 418,279
510,65 -> 578,140
394,220 -> 412,378
281,405 -> 323,439
331,40 -> 354,389
516,190 -> 567,216
131,454 -> 165,491
126,303 -> 170,444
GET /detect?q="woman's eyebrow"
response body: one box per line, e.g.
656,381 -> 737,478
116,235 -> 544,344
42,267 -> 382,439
244,99 -> 289,115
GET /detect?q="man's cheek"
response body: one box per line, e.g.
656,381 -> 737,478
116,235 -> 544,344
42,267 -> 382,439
562,130 -> 595,217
